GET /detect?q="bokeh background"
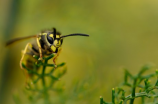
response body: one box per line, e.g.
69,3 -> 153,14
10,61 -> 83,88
1,0 -> 158,104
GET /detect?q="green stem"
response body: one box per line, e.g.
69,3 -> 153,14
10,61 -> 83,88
42,59 -> 49,104
42,62 -> 46,86
119,100 -> 123,104
112,88 -> 115,104
142,96 -> 145,104
100,96 -> 104,104
22,54 -> 65,104
130,78 -> 137,104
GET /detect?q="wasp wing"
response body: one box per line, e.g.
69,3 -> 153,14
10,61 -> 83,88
6,35 -> 38,46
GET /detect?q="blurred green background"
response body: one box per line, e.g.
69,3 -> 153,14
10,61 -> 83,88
1,0 -> 158,104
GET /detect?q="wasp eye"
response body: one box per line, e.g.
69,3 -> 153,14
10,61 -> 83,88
47,34 -> 54,44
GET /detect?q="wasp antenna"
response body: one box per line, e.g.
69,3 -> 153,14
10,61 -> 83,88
53,28 -> 56,35
61,33 -> 89,38
52,28 -> 57,39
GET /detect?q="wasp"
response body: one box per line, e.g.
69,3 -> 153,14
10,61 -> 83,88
6,28 -> 89,79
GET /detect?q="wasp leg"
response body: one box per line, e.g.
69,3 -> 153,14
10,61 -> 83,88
53,49 -> 62,68
20,43 -> 32,69
20,43 -> 32,85
36,37 -> 43,60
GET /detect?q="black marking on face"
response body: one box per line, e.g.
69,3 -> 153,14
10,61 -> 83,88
55,48 -> 58,53
60,38 -> 63,45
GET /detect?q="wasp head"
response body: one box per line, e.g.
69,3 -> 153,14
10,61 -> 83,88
46,28 -> 89,53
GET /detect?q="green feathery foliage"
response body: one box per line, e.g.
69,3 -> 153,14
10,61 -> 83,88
13,54 -> 66,104
100,65 -> 158,104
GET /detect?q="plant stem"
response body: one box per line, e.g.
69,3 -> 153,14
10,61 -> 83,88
130,78 -> 137,104
141,96 -> 145,104
112,88 -> 115,104
42,58 -> 49,104
100,96 -> 104,104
